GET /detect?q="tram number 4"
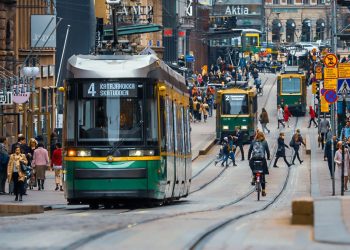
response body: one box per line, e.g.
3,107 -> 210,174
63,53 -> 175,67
88,83 -> 97,97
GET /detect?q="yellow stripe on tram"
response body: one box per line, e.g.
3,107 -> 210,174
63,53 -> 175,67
64,156 -> 161,162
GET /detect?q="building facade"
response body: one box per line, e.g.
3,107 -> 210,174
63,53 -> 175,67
264,0 -> 331,44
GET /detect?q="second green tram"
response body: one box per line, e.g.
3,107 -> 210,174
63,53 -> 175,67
277,66 -> 307,116
216,85 -> 258,142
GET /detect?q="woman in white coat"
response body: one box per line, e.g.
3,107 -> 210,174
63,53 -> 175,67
334,141 -> 349,191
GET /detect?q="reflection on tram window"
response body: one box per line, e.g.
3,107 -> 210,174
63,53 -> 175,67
281,78 -> 301,94
78,97 -> 143,142
245,36 -> 258,47
222,94 -> 248,115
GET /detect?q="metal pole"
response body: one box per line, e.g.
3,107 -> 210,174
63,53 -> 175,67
331,103 -> 336,195
55,25 -> 70,88
112,7 -> 118,50
341,142 -> 345,195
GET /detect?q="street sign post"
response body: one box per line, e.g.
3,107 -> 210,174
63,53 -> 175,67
338,63 -> 350,78
321,95 -> 330,112
323,53 -> 338,68
337,78 -> 350,95
324,68 -> 338,79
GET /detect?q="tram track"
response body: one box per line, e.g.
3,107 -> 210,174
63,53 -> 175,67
188,117 -> 299,250
61,74 -> 282,250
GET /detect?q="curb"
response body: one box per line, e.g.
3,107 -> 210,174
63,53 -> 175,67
192,138 -> 217,162
0,204 -> 44,216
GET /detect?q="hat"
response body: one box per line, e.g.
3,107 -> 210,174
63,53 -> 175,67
224,137 -> 228,141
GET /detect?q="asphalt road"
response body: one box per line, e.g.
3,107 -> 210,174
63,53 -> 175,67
0,73 -> 348,250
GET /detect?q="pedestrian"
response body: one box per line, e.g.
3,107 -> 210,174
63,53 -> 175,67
273,133 -> 292,168
334,141 -> 349,191
324,136 -> 337,178
50,132 -> 58,160
228,135 -> 237,166
220,137 -> 230,167
7,145 -> 28,201
0,137 -> 9,194
207,95 -> 214,117
202,100 -> 209,122
277,105 -> 285,129
233,127 -> 245,161
11,134 -> 30,155
259,108 -> 270,134
27,138 -> 38,189
290,129 -> 305,165
52,143 -> 63,191
31,143 -> 49,191
318,115 -> 330,150
307,106 -> 318,128
283,105 -> 292,128
340,120 -> 350,141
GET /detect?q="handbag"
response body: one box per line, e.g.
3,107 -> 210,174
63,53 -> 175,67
20,161 -> 27,172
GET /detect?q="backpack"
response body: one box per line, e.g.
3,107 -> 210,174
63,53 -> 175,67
251,141 -> 265,159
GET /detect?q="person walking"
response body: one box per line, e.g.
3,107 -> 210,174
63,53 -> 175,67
307,106 -> 318,128
273,133 -> 292,168
207,95 -> 214,117
283,105 -> 292,128
228,135 -> 237,166
259,108 -> 270,134
277,105 -> 285,129
324,136 -> 337,178
318,116 -> 330,150
11,134 -> 30,155
7,146 -> 28,201
0,137 -> 9,194
290,129 -> 305,165
27,138 -> 38,190
202,100 -> 209,122
52,143 -> 63,191
334,141 -> 349,191
233,127 -> 245,161
31,143 -> 49,191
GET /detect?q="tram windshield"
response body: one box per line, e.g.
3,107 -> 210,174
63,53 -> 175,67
222,94 -> 248,115
76,82 -> 144,145
281,78 -> 301,94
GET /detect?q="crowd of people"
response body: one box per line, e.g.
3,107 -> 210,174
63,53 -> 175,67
0,133 -> 63,202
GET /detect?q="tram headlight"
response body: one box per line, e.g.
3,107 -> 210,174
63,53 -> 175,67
68,149 -> 91,157
129,150 -> 155,157
222,125 -> 229,130
241,125 -> 248,130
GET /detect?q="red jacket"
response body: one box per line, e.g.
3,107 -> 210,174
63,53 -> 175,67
283,107 -> 292,122
51,148 -> 62,166
309,108 -> 316,118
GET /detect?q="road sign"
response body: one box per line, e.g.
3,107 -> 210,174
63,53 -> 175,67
312,82 -> 317,94
324,68 -> 338,79
337,78 -> 350,95
321,96 -> 329,112
324,79 -> 337,90
315,66 -> 322,73
324,89 -> 338,103
321,88 -> 326,95
316,72 -> 323,80
323,53 -> 338,68
185,55 -> 195,62
338,63 -> 350,78
0,92 -> 13,105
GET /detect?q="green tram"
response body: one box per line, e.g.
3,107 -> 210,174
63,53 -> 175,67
63,55 -> 191,207
216,84 -> 258,142
277,66 -> 307,116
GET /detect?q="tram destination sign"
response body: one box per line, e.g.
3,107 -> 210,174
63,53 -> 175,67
83,82 -> 138,98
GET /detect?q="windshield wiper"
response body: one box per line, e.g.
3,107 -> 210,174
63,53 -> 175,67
107,120 -> 144,157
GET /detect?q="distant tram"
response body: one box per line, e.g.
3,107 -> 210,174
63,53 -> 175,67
208,28 -> 262,65
216,83 -> 258,142
64,55 -> 191,207
277,66 -> 307,115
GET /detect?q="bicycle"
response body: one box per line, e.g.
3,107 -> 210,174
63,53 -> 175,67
252,160 -> 265,201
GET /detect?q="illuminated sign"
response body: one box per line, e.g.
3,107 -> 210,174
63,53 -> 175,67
83,83 -> 138,98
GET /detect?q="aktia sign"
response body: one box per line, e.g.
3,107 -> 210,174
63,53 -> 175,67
225,6 -> 250,15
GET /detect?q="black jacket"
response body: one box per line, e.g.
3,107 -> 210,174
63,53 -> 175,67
324,140 -> 337,159
276,137 -> 289,157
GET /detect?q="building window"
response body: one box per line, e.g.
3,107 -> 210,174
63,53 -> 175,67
303,0 -> 310,4
287,0 -> 294,4
317,0 -> 325,4
273,0 -> 280,4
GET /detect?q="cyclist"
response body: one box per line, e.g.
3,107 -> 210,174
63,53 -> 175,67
252,68 -> 262,93
248,131 -> 270,196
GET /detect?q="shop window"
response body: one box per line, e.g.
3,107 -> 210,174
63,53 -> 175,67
273,0 -> 280,4
303,0 -> 310,4
287,0 -> 294,4
317,0 -> 325,3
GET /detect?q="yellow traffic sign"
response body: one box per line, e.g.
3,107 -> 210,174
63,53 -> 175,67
323,53 -> 338,68
316,72 -> 323,80
312,82 -> 317,94
324,68 -> 338,79
324,79 -> 337,90
320,96 -> 329,113
338,63 -> 350,78
315,66 -> 322,73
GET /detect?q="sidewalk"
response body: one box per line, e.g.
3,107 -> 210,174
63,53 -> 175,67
0,115 -> 217,211
309,127 -> 350,245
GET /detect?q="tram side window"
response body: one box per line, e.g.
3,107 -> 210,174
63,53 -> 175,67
160,96 -> 166,151
166,98 -> 174,153
281,78 -> 301,94
146,85 -> 158,145
245,36 -> 258,47
222,94 -> 248,115
252,95 -> 258,113
66,85 -> 75,142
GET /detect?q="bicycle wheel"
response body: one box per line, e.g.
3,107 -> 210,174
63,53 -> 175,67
256,181 -> 261,201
